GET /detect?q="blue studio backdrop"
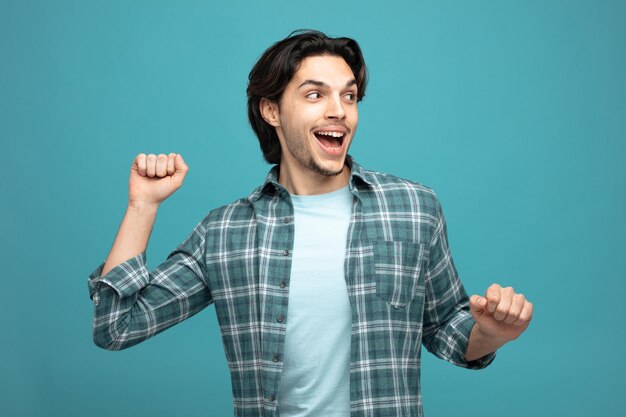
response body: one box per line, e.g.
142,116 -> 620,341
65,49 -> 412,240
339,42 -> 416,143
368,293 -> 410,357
1,1 -> 625,416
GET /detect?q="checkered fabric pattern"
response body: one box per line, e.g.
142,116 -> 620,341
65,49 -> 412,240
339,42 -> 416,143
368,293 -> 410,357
87,156 -> 495,417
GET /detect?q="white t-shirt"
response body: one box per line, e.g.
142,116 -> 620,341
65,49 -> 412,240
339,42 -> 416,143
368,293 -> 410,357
277,185 -> 353,416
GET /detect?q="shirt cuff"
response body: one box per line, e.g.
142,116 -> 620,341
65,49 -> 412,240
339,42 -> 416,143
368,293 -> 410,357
87,251 -> 149,300
451,311 -> 497,370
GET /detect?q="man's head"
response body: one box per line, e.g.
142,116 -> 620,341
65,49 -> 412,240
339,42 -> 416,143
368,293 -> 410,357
247,30 -> 368,172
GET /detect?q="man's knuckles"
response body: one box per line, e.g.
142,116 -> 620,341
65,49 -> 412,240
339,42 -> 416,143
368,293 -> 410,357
520,302 -> 534,322
141,153 -> 177,178
156,154 -> 168,176
503,311 -> 521,324
493,306 -> 509,321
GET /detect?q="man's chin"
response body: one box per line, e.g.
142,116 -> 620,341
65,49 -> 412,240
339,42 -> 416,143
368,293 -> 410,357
308,159 -> 346,177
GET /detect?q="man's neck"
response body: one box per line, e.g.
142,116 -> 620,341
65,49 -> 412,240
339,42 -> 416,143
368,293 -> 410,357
278,161 -> 350,196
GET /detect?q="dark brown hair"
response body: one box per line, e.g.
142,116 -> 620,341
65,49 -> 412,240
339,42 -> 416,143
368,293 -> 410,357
247,30 -> 368,164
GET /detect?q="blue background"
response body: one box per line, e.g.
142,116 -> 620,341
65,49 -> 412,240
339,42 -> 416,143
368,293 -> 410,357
2,0 -> 625,416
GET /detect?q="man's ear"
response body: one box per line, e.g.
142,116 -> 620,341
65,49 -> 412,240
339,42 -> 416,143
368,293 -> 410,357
260,98 -> 281,127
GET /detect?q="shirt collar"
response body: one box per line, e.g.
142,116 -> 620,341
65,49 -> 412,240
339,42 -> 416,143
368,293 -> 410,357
247,154 -> 373,203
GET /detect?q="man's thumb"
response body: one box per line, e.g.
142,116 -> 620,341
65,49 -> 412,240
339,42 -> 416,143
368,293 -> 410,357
470,295 -> 487,317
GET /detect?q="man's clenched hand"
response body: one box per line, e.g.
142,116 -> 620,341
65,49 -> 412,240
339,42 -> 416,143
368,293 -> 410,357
128,153 -> 189,209
469,283 -> 534,344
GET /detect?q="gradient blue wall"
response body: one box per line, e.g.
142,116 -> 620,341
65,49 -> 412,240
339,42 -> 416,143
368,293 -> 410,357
2,1 -> 624,416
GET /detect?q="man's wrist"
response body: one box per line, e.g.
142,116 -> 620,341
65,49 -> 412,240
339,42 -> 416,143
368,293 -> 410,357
472,323 -> 511,347
465,324 -> 508,362
128,200 -> 160,213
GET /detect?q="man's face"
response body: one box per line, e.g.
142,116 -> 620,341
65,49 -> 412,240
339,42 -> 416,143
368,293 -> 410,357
271,54 -> 359,177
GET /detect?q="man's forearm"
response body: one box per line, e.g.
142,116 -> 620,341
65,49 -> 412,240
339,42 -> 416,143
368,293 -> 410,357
101,202 -> 158,277
464,324 -> 507,362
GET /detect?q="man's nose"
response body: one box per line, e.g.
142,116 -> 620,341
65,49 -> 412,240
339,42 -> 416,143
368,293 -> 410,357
325,94 -> 346,120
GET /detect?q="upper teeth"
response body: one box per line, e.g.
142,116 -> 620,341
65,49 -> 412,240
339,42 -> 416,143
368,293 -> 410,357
317,131 -> 344,138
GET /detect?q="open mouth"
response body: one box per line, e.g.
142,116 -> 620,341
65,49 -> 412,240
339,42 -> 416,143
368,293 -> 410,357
313,129 -> 346,151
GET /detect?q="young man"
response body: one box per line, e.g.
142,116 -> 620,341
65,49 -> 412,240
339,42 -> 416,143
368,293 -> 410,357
88,30 -> 533,417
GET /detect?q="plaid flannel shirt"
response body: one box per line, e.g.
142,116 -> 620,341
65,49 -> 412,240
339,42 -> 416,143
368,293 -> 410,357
88,156 -> 495,417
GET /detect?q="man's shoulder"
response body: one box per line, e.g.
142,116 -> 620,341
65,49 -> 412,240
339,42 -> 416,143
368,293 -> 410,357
360,167 -> 441,212
203,197 -> 255,227
364,167 -> 435,192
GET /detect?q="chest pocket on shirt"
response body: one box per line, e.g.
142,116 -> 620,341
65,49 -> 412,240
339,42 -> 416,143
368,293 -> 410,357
373,240 -> 426,308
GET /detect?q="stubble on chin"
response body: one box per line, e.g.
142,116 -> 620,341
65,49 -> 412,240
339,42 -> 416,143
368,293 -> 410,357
281,124 -> 346,177
284,134 -> 340,177
305,157 -> 344,177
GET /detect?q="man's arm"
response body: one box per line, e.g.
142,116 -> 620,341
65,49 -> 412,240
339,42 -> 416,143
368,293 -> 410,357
88,153 -> 213,350
101,153 -> 184,276
101,202 -> 157,277
421,196 -> 533,366
421,196 -> 496,368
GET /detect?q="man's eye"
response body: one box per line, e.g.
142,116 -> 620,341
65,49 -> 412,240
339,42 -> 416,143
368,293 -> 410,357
306,92 -> 321,99
344,92 -> 356,101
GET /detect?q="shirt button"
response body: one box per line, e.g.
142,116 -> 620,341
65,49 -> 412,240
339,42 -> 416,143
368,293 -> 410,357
269,395 -> 275,402
283,249 -> 290,256
276,315 -> 284,323
272,355 -> 279,362
279,281 -> 286,288
283,217 -> 291,224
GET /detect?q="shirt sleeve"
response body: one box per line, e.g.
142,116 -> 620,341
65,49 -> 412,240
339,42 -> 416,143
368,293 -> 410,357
87,215 -> 213,350
421,197 -> 496,369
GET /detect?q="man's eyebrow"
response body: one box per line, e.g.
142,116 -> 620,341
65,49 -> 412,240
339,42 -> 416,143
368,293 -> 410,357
297,79 -> 358,89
